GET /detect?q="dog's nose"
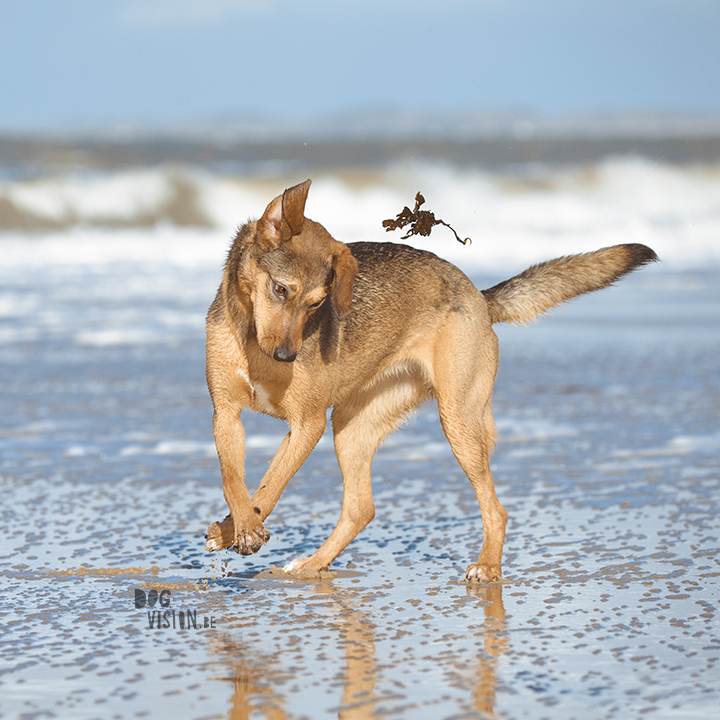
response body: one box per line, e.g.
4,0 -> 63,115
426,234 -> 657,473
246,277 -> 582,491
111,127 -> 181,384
273,347 -> 297,363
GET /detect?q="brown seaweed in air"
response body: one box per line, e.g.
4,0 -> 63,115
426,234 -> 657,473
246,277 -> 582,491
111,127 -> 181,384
382,192 -> 471,245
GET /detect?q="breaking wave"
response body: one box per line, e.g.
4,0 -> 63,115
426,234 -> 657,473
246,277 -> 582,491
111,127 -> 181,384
1,157 -> 719,272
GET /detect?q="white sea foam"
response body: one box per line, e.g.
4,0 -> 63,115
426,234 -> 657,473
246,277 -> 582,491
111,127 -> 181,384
496,418 -> 579,443
120,440 -> 216,457
1,157 -> 718,354
613,432 -> 720,458
1,158 -> 719,276
117,434 -> 287,457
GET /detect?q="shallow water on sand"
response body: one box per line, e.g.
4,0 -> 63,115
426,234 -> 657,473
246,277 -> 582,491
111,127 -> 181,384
1,249 -> 719,719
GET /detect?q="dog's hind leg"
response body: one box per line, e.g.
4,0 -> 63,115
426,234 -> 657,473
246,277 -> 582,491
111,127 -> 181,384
433,320 -> 508,582
438,398 -> 508,582
284,370 -> 430,574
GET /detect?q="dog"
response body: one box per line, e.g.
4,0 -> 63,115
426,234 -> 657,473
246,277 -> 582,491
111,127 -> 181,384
204,179 -> 657,582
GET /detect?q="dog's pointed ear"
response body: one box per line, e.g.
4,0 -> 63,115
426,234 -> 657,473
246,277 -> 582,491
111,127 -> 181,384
257,179 -> 311,249
331,243 -> 358,319
281,179 -> 311,237
258,194 -> 283,248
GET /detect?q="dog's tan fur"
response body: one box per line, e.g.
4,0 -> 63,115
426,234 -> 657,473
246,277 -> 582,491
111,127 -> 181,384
204,179 -> 657,582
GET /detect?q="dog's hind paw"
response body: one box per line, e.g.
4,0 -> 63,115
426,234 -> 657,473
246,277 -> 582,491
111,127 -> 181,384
465,562 -> 502,583
204,514 -> 235,552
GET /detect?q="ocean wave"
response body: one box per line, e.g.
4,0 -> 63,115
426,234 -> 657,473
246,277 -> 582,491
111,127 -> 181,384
0,169 -> 215,230
1,158 -> 719,270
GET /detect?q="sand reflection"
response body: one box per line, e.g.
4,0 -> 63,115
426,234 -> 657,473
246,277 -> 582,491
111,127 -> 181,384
465,582 -> 508,717
314,582 -> 377,719
206,630 -> 288,720
207,578 -> 507,719
205,578 -> 378,719
228,676 -> 288,720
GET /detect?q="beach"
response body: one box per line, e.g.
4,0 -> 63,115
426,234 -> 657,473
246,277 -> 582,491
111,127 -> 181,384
1,132 -> 719,718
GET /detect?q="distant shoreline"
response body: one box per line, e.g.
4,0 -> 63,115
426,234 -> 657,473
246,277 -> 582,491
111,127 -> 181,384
2,134 -> 720,175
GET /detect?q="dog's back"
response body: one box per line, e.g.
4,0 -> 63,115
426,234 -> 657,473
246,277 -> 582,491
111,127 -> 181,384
342,241 -> 657,336
344,241 -> 483,329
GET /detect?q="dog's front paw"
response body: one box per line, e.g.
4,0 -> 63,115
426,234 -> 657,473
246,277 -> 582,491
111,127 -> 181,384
465,562 -> 502,583
205,514 -> 235,552
205,513 -> 270,554
233,517 -> 271,555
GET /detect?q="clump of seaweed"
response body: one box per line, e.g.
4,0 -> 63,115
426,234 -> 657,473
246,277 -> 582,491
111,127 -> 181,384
382,192 -> 471,245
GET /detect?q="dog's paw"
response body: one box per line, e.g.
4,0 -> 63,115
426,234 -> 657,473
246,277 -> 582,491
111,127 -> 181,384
283,558 -> 307,574
465,562 -> 502,583
233,522 -> 271,555
204,514 -> 235,552
205,513 -> 270,555
282,557 -> 327,577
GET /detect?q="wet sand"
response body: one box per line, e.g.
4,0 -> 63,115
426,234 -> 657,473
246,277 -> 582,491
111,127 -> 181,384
1,254 -> 718,719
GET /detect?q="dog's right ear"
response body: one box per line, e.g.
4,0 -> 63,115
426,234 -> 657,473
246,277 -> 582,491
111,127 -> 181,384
331,243 -> 358,319
257,180 -> 311,249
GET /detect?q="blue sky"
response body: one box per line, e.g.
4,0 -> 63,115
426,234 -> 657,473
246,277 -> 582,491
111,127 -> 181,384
1,0 -> 719,131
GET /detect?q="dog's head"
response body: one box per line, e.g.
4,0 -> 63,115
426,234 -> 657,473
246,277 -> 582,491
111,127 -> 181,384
240,179 -> 358,363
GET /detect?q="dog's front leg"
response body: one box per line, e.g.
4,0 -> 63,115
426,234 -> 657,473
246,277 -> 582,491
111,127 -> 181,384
250,414 -> 328,521
205,404 -> 271,555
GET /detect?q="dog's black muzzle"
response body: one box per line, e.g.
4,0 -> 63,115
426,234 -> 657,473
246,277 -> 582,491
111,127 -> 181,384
273,347 -> 297,363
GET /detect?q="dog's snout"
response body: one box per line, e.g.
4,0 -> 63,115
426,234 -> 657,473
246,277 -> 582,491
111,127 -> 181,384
273,347 -> 297,363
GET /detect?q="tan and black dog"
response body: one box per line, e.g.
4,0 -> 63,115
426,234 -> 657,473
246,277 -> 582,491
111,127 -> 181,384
204,179 -> 657,582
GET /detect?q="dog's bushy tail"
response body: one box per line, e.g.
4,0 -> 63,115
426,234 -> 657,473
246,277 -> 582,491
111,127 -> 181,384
482,243 -> 658,325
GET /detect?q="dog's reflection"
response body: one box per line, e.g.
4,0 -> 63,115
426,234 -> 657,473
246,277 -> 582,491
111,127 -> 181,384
317,583 -> 377,720
466,582 -> 508,717
206,640 -> 286,720
228,676 -> 287,720
209,580 -> 506,719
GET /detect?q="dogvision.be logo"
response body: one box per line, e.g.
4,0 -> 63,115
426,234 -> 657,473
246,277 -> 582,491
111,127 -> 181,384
134,589 -> 216,631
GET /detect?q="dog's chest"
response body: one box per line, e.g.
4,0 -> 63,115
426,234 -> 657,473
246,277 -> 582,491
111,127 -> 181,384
251,381 -> 279,415
236,366 -> 285,418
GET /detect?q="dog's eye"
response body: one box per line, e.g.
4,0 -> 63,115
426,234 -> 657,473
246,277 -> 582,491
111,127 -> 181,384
273,283 -> 287,301
308,299 -> 324,311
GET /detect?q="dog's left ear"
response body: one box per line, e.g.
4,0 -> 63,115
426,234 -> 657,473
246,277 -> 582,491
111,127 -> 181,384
281,179 -> 311,237
258,179 -> 311,248
331,243 -> 358,319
